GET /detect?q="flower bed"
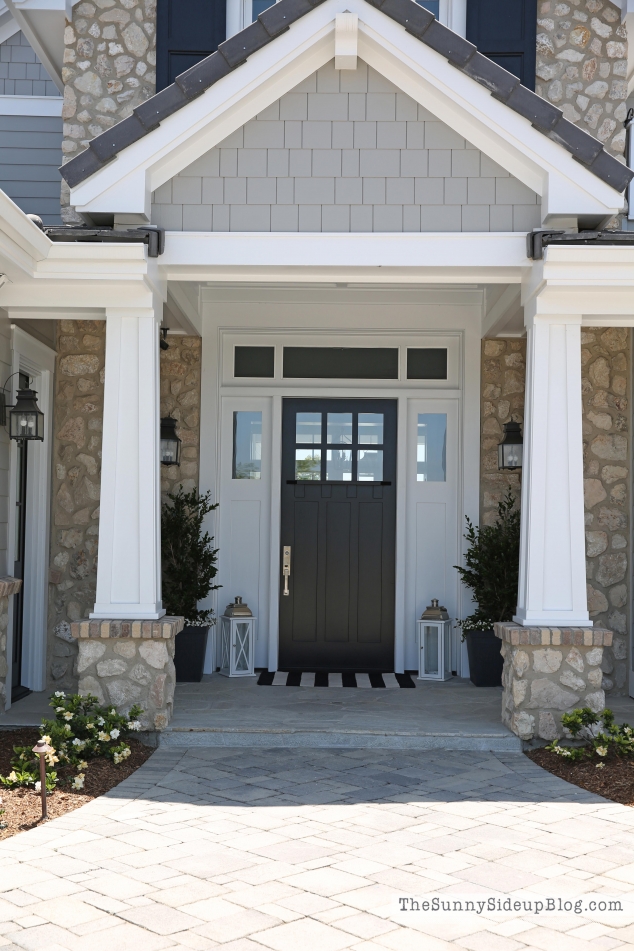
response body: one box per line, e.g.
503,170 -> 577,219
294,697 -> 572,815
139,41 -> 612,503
0,727 -> 152,839
527,706 -> 634,806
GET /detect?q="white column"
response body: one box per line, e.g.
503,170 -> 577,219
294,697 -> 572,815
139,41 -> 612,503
91,302 -> 165,619
514,312 -> 591,627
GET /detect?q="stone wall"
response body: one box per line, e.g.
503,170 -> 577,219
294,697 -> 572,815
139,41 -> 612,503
480,328 -> 631,698
47,325 -> 202,689
61,0 -> 157,223
159,336 -> 202,499
582,326 -> 630,695
480,338 -> 526,526
72,616 -> 183,730
536,0 -> 628,159
496,622 -> 612,740
47,320 -> 105,690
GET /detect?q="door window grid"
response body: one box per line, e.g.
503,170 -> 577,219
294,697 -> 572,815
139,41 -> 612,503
295,411 -> 384,482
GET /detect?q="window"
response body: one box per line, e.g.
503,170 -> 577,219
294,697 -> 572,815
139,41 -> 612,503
233,412 -> 262,479
295,411 -> 385,482
466,0 -> 537,89
407,349 -> 448,380
417,414 -> 447,482
416,0 -> 440,15
283,348 -> 398,380
156,0 -> 226,91
234,346 -> 275,378
251,0 -> 275,19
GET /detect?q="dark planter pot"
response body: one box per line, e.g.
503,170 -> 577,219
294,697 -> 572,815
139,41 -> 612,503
465,629 -> 503,687
174,625 -> 209,683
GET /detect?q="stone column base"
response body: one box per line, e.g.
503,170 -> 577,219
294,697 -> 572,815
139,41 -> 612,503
71,617 -> 184,731
495,622 -> 613,741
0,577 -> 23,707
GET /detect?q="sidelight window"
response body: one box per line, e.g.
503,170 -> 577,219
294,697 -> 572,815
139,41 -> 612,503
232,411 -> 262,479
295,410 -> 385,482
417,414 -> 447,482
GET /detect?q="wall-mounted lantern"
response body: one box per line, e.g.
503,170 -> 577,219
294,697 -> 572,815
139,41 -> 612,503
10,388 -> 45,441
498,421 -> 523,471
160,416 -> 181,466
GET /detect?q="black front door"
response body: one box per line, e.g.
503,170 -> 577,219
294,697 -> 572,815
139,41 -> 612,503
279,399 -> 396,671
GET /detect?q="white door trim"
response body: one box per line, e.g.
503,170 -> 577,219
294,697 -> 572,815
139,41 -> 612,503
5,326 -> 55,704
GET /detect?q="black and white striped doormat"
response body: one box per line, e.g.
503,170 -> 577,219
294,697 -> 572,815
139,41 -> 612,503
257,671 -> 416,688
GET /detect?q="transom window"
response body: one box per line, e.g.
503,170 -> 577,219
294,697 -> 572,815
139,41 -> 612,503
295,411 -> 385,482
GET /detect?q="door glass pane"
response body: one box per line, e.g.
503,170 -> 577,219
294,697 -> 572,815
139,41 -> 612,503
296,412 -> 321,444
424,625 -> 439,675
417,414 -> 447,482
357,449 -> 383,482
296,448 -> 321,480
327,413 -> 353,444
327,449 -> 352,481
232,411 -> 262,480
358,413 -> 383,445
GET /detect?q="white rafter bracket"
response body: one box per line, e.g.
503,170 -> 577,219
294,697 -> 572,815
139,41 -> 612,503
335,11 -> 358,70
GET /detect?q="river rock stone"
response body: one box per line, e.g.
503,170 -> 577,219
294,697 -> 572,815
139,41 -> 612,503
77,640 -> 106,672
139,640 -> 168,669
106,678 -> 143,707
565,647 -> 585,673
96,658 -> 128,677
78,675 -> 105,704
533,649 -> 563,673
527,679 -> 580,710
559,669 -> 586,691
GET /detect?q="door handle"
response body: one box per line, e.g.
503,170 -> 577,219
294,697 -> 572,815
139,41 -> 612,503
282,546 -> 291,596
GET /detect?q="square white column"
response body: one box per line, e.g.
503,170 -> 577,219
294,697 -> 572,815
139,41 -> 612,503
514,312 -> 591,627
91,302 -> 165,619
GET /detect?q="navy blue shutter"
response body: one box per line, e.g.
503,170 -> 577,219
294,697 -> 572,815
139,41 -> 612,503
157,0 -> 226,91
466,0 -> 537,90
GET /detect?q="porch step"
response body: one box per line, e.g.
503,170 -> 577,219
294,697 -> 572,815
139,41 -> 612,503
159,727 -> 522,752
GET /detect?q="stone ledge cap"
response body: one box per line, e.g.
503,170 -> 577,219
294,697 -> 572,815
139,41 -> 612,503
71,617 -> 185,640
0,576 -> 22,598
494,621 -> 612,647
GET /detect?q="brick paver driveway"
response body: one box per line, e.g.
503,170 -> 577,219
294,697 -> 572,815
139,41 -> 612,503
1,747 -> 634,950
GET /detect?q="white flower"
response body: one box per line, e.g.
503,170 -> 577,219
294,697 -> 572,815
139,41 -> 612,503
97,732 -> 110,742
54,691 -> 65,698
34,781 -> 41,793
109,709 -> 116,716
56,707 -> 64,713
596,746 -> 608,757
77,760 -> 88,770
40,735 -> 51,745
63,712 -> 73,721
71,774 -> 85,790
72,738 -> 85,749
127,720 -> 141,731
7,772 -> 17,783
596,762 -> 605,769
96,717 -> 104,726
110,729 -> 120,740
86,722 -> 95,730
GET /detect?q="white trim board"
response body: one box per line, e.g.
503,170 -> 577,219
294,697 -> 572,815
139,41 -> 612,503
0,95 -> 63,116
4,324 -> 54,703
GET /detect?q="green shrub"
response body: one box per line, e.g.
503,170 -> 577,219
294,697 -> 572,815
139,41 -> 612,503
545,707 -> 634,765
161,488 -> 220,625
454,488 -> 520,632
0,691 -> 143,791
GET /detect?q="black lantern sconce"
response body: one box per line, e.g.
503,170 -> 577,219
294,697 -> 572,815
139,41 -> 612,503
498,421 -> 523,471
0,374 -> 45,442
160,415 -> 181,466
9,387 -> 45,442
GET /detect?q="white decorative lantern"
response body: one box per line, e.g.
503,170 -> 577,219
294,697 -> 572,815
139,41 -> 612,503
219,597 -> 256,677
417,599 -> 452,681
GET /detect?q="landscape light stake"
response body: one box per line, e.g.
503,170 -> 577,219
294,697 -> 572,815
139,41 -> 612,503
32,738 -> 51,820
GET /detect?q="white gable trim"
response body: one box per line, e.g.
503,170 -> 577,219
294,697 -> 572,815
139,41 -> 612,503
71,0 -> 623,222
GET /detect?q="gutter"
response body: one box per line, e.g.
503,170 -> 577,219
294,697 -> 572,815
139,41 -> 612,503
42,226 -> 165,258
527,229 -> 634,261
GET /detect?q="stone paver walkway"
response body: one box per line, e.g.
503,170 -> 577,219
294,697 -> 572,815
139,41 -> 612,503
0,748 -> 634,950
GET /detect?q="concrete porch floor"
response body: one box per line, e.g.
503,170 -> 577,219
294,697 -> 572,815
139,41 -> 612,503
164,676 -> 521,752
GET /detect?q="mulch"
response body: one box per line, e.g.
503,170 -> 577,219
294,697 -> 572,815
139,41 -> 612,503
527,748 -> 634,806
0,728 -> 154,839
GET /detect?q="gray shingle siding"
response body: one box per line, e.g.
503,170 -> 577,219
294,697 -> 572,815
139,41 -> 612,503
152,62 -> 541,233
0,31 -> 58,97
0,115 -> 63,224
